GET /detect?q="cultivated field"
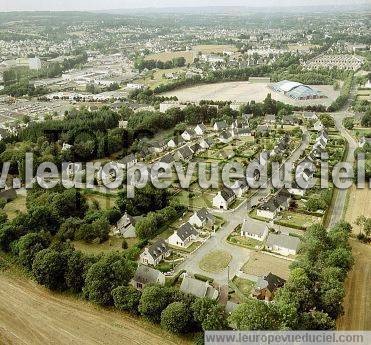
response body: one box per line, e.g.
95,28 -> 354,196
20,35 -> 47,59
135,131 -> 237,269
337,239 -> 371,330
162,81 -> 339,107
0,273 -> 190,345
344,185 -> 371,235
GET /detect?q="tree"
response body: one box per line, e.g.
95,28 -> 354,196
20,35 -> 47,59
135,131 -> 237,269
32,248 -> 68,291
191,297 -> 218,324
300,311 -> 335,330
65,251 -> 96,293
17,232 -> 51,270
361,111 -> 371,127
201,305 -> 229,331
228,298 -> 279,330
83,253 -> 136,306
112,285 -> 142,314
160,302 -> 192,334
138,285 -> 174,323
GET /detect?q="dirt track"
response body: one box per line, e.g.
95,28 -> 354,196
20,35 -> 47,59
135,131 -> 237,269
337,240 -> 371,330
0,274 -> 189,345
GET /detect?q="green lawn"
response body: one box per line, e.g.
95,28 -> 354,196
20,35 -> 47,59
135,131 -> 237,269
82,191 -> 118,210
72,236 -> 137,255
275,211 -> 322,230
199,250 -> 232,273
4,196 -> 27,220
232,277 -> 255,297
227,233 -> 262,249
172,190 -> 213,209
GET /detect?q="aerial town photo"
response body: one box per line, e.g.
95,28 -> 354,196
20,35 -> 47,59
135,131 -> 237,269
0,0 -> 370,344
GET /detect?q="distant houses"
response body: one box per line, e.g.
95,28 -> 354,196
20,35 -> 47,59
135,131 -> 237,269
213,120 -> 228,131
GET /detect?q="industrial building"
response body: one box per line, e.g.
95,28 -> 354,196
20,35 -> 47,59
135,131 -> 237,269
270,80 -> 325,100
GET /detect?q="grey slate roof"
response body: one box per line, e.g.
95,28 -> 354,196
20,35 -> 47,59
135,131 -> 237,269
177,222 -> 198,241
133,265 -> 163,285
266,233 -> 301,252
147,239 -> 169,260
196,208 -> 214,222
178,145 -> 193,159
221,187 -> 235,201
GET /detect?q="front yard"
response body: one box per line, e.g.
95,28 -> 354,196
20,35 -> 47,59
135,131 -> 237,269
227,232 -> 263,249
274,210 -> 322,230
199,250 -> 232,273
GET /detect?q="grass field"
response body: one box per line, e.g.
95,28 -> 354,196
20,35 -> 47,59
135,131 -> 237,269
199,250 -> 232,273
4,195 -> 27,219
144,45 -> 237,64
337,239 -> 371,330
0,273 -> 190,345
275,211 -> 322,230
242,251 -> 291,280
72,236 -> 137,255
83,192 -> 118,210
232,277 -> 255,297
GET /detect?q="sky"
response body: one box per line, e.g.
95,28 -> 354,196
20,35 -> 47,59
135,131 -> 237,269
1,0 -> 368,12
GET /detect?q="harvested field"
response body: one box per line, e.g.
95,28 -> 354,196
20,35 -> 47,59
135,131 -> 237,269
0,273 -> 190,345
242,251 -> 291,280
337,239 -> 371,330
162,81 -> 339,107
344,185 -> 371,236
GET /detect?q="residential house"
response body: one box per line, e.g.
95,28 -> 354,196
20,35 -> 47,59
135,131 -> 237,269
219,130 -> 233,144
213,187 -> 236,210
140,239 -> 170,266
282,115 -> 296,125
213,121 -> 228,131
231,179 -> 249,197
159,153 -> 175,167
199,138 -> 214,150
194,123 -> 207,136
256,124 -> 269,135
240,219 -> 269,242
359,136 -> 371,148
175,145 -> 194,162
167,222 -> 198,248
276,188 -> 291,209
189,143 -> 202,155
113,212 -> 136,238
313,120 -> 324,131
252,272 -> 286,301
303,112 -> 318,121
257,198 -> 280,219
131,265 -> 165,290
231,118 -> 248,129
150,140 -> 167,153
288,181 -> 305,197
180,274 -> 219,300
264,114 -> 276,124
265,233 -> 301,256
189,208 -> 215,229
167,136 -> 184,149
181,129 -> 197,141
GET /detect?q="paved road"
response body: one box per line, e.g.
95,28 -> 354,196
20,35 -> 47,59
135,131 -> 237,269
327,112 -> 358,229
176,127 -> 310,284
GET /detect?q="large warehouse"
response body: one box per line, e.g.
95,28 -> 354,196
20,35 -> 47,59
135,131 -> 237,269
271,80 -> 325,100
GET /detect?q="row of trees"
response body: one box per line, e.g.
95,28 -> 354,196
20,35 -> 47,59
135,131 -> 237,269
134,57 -> 186,72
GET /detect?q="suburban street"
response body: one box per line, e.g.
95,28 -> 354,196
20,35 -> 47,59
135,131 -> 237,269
176,127 -> 310,284
328,112 -> 358,228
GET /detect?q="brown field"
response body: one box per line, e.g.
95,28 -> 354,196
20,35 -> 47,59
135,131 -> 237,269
0,273 -> 191,345
337,239 -> 371,330
144,45 -> 237,64
241,251 -> 291,280
344,185 -> 371,235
